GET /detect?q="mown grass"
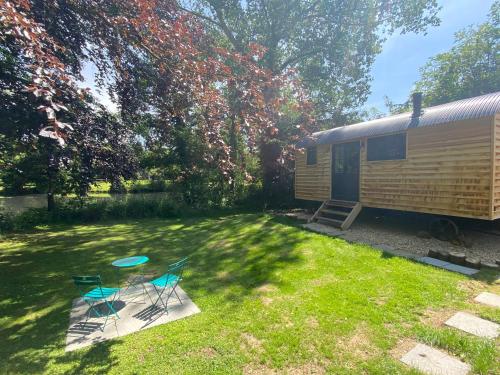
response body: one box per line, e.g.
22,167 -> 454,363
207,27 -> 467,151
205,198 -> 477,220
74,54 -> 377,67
0,214 -> 498,374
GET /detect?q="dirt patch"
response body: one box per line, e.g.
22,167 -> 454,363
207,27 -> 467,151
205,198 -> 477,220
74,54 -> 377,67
306,316 -> 319,328
369,294 -> 390,306
241,333 -> 264,353
282,316 -> 294,328
389,338 -> 418,360
420,307 -> 456,327
243,363 -> 276,375
243,362 -> 326,375
286,363 -> 326,374
256,284 -> 278,293
199,347 -> 218,358
337,324 -> 381,361
310,275 -> 338,287
261,296 -> 274,306
458,280 -> 486,296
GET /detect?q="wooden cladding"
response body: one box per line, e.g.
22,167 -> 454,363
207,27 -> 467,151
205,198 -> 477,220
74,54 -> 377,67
360,118 -> 493,219
294,115 -> 499,220
494,114 -> 500,218
295,144 -> 331,201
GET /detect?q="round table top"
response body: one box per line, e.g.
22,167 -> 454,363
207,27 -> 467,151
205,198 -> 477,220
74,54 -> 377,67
112,255 -> 149,268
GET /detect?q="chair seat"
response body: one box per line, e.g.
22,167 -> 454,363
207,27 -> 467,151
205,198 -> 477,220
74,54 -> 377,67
83,287 -> 120,301
150,273 -> 179,288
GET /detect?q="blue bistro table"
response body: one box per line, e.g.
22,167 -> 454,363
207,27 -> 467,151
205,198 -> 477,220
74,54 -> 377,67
112,255 -> 150,301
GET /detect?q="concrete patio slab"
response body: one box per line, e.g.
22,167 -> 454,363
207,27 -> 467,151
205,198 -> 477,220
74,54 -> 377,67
418,257 -> 479,276
445,312 -> 499,339
65,285 -> 200,352
474,292 -> 500,308
400,343 -> 470,375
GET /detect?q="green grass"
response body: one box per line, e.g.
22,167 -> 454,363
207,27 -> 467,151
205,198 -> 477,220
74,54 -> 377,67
0,214 -> 498,374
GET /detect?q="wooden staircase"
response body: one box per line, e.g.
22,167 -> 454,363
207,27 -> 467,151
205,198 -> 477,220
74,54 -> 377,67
309,200 -> 362,230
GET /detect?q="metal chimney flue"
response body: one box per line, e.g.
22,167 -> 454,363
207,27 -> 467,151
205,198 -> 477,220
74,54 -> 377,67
412,92 -> 423,119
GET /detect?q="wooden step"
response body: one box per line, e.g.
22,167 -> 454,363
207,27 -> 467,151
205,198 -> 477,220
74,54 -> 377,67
340,202 -> 362,230
311,201 -> 363,230
317,217 -> 344,227
320,208 -> 350,217
326,200 -> 357,208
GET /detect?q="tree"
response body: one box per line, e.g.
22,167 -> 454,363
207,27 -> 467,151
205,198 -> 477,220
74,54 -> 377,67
179,0 -> 440,199
181,0 -> 440,124
415,1 -> 499,106
0,0 -> 138,203
1,0 -> 315,206
386,1 -> 499,112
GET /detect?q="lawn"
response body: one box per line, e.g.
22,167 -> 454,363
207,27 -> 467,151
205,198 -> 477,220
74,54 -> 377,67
0,214 -> 498,374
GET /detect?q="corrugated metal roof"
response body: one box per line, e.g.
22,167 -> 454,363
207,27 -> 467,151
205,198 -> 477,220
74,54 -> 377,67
298,91 -> 500,147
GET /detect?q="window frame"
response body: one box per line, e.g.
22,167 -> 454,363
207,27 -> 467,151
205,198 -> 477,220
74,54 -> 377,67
366,133 -> 407,162
306,146 -> 317,165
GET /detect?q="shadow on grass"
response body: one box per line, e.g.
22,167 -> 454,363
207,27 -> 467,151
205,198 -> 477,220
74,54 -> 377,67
0,213 -> 302,373
472,269 -> 499,284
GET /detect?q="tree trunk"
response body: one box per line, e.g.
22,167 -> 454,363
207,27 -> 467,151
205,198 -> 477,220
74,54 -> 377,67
260,141 -> 282,205
47,145 -> 56,212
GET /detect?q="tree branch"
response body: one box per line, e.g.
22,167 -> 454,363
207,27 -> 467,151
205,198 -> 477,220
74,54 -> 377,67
279,48 -> 324,71
212,6 -> 245,52
178,6 -> 222,28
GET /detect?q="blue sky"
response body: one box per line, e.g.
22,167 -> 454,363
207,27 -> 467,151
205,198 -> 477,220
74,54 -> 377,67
366,0 -> 495,111
82,0 -> 495,113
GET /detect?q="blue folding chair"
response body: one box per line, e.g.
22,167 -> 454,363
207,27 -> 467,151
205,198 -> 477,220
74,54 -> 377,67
72,275 -> 120,331
148,257 -> 188,313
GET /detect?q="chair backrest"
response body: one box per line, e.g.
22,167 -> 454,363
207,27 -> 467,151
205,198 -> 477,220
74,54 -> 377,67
73,275 -> 102,286
167,257 -> 188,283
73,275 -> 102,297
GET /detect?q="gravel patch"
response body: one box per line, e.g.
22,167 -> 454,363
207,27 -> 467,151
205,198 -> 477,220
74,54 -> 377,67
279,209 -> 500,264
345,218 -> 499,264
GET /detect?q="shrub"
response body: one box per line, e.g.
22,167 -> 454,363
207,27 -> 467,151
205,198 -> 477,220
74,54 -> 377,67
127,179 -> 169,193
0,209 -> 14,233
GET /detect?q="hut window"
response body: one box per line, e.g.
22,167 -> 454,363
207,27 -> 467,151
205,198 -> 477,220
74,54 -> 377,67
367,134 -> 406,161
306,146 -> 317,165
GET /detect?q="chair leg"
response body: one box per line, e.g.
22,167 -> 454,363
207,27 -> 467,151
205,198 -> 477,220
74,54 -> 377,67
144,284 -> 154,305
87,300 -> 102,318
173,286 -> 182,304
152,285 -> 167,309
105,300 -> 119,319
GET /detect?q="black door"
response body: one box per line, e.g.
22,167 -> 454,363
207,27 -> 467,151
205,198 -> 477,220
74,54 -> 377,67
332,141 -> 360,201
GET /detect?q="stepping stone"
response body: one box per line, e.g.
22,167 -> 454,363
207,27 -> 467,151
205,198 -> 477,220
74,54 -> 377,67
441,263 -> 479,276
400,343 -> 470,375
419,256 -> 449,267
445,312 -> 499,339
474,292 -> 500,308
418,257 -> 479,276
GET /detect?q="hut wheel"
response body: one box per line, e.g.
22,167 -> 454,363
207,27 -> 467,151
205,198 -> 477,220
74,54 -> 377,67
429,218 -> 459,242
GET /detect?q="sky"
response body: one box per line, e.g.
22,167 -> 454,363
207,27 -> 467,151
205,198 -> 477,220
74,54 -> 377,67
365,0 -> 495,111
81,0 -> 495,113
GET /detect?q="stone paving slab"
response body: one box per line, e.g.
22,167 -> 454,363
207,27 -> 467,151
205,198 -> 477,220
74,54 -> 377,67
445,312 -> 499,339
400,343 -> 471,375
474,292 -> 500,308
65,286 -> 200,352
301,223 -> 344,237
418,257 -> 479,276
